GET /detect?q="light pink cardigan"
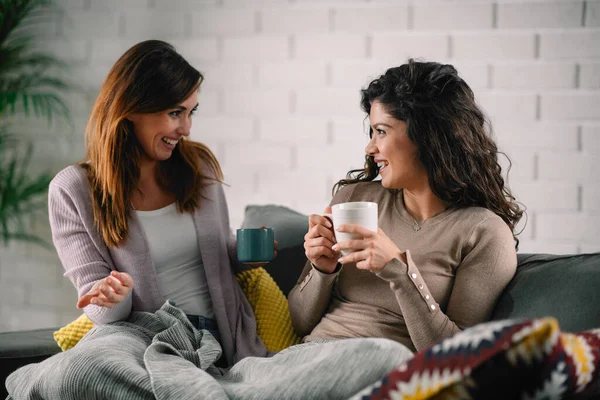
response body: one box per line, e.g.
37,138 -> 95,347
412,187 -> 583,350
48,165 -> 269,365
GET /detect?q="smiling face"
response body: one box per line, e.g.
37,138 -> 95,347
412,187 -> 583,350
127,90 -> 199,166
365,100 -> 428,190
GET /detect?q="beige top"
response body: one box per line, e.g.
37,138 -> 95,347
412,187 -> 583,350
287,182 -> 517,353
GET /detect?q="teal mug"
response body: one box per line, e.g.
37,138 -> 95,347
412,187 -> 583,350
236,228 -> 274,263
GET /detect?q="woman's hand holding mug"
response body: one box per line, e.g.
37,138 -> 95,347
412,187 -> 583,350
305,202 -> 379,274
77,271 -> 134,309
304,206 -> 339,274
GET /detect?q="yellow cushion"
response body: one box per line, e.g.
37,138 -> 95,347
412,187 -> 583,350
53,313 -> 94,351
235,267 -> 301,352
54,267 -> 301,352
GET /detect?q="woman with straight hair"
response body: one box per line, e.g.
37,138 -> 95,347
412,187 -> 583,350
289,59 -> 524,353
48,39 -> 269,366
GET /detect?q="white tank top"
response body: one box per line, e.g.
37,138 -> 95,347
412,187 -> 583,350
135,203 -> 214,318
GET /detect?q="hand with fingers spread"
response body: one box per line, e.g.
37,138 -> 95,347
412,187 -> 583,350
77,271 -> 134,309
304,206 -> 339,274
332,225 -> 407,273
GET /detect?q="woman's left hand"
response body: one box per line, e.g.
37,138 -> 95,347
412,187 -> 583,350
332,225 -> 405,273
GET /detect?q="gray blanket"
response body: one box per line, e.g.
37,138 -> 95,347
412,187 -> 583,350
6,302 -> 413,400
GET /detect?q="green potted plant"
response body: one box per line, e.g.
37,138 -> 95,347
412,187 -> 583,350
0,0 -> 70,246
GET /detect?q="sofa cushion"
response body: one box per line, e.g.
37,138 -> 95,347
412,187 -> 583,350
358,317 -> 600,400
492,253 -> 600,333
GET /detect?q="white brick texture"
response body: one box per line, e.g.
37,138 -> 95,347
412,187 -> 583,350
518,240 -> 579,255
453,32 -> 536,60
258,116 -> 329,144
258,62 -> 328,88
123,11 -> 188,38
372,33 -> 448,61
62,11 -> 120,38
499,150 -> 536,181
537,152 -> 591,181
536,213 -> 600,241
90,0 -> 147,11
330,60 -> 389,88
414,3 -> 493,30
261,8 -> 329,34
492,62 -> 576,90
90,38 -> 146,62
295,88 -> 362,116
333,6 -> 409,33
295,34 -> 367,60
172,39 -> 220,63
494,122 -> 579,151
191,10 -> 256,36
3,0 -> 600,333
224,90 -> 290,115
580,62 -> 600,89
222,143 -> 293,169
540,30 -> 600,59
477,93 -> 538,122
191,117 -> 255,143
586,1 -> 600,27
454,63 -> 489,90
583,185 -> 600,212
511,181 -> 579,212
497,2 -> 583,29
155,0 -> 218,9
541,92 -> 600,120
37,39 -> 88,63
582,125 -> 600,153
223,36 -> 288,62
199,62 -> 254,89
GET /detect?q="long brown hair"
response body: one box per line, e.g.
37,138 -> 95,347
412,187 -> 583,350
83,40 -> 222,247
336,59 -> 524,248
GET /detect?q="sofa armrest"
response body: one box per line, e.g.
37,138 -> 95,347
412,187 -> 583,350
0,328 -> 60,398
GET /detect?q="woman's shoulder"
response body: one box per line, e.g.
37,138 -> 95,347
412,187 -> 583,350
453,206 -> 514,243
334,181 -> 390,203
49,164 -> 91,198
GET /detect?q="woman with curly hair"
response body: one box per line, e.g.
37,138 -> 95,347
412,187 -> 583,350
289,59 -> 524,353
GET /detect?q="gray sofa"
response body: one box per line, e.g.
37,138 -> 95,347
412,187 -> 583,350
2,204 -> 600,398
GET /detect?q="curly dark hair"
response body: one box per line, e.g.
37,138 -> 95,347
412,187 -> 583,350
335,59 -> 524,248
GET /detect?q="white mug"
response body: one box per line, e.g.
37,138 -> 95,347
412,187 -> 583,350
324,202 -> 378,256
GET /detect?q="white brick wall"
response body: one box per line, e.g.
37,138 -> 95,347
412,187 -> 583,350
497,2 -> 583,29
492,62 -> 576,89
333,6 -> 409,32
373,33 -> 449,60
2,0 -> 599,332
261,8 -> 329,34
585,1 -> 600,26
295,34 -> 367,59
580,62 -> 600,88
191,9 -> 256,36
453,32 -> 536,60
540,30 -> 600,59
541,92 -> 600,120
414,3 -> 493,30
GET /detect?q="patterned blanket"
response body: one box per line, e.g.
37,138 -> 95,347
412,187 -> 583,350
6,301 -> 414,400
